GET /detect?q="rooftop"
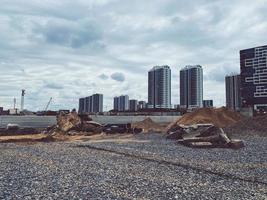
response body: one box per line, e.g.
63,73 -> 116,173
181,65 -> 202,71
149,65 -> 170,72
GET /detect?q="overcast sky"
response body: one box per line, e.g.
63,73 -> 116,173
0,0 -> 266,111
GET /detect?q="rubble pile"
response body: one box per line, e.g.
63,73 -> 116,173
169,107 -> 243,129
43,111 -> 103,136
44,111 -> 142,136
167,124 -> 244,149
132,117 -> 165,133
166,107 -> 245,149
57,111 -> 81,132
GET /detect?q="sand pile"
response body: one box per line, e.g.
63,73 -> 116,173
132,117 -> 164,133
167,107 -> 243,131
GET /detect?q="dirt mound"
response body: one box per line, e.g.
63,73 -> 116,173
57,111 -> 81,132
132,118 -> 164,133
177,107 -> 243,128
226,115 -> 267,137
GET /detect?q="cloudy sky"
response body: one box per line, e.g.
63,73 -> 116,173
0,0 -> 266,111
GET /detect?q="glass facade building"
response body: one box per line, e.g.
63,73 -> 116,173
180,65 -> 203,109
113,95 -> 129,111
79,94 -> 103,113
148,66 -> 171,109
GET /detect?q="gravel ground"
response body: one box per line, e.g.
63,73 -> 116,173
0,133 -> 266,199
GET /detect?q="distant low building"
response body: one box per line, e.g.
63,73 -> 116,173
138,101 -> 147,110
203,100 -> 213,108
9,108 -> 19,115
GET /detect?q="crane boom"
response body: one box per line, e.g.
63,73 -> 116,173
44,97 -> 52,111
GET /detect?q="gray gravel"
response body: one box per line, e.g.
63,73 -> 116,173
0,133 -> 266,199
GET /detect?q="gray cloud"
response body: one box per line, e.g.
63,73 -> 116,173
111,72 -> 125,82
98,73 -> 109,80
44,82 -> 64,90
33,19 -> 103,48
204,64 -> 240,83
0,0 -> 266,111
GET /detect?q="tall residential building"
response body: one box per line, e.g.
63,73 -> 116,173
129,99 -> 138,111
113,95 -> 129,111
240,45 -> 267,111
78,98 -> 85,114
79,94 -> 103,113
85,97 -> 90,113
203,100 -> 213,108
91,94 -> 103,113
180,65 -> 203,109
225,74 -> 241,111
148,65 -> 171,109
113,97 -> 119,111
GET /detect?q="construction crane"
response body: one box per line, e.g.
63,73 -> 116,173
13,98 -> 16,109
44,97 -> 52,111
21,89 -> 25,111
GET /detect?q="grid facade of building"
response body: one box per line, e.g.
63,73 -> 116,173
113,95 -> 129,111
180,65 -> 203,109
225,74 -> 241,111
79,94 -> 103,113
240,45 -> 267,111
148,66 -> 171,109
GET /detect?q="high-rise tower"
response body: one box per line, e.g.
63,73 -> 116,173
180,65 -> 203,109
148,66 -> 171,109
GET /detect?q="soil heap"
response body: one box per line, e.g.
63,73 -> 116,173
132,117 -> 164,133
226,115 -> 267,137
177,107 -> 242,127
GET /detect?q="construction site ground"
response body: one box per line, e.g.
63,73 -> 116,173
0,133 -> 266,199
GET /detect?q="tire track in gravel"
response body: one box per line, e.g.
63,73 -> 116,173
74,144 -> 267,186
